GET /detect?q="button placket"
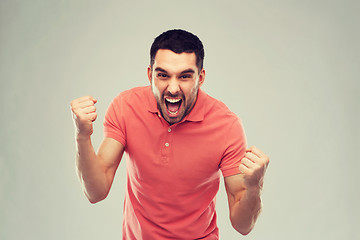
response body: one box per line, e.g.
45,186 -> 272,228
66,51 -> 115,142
160,126 -> 173,164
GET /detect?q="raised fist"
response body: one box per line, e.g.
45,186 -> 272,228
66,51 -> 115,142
238,146 -> 270,189
70,96 -> 98,138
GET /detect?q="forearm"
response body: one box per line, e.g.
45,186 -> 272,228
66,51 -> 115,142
76,136 -> 109,203
230,187 -> 262,235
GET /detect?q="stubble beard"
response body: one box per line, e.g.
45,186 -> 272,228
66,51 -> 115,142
151,80 -> 200,125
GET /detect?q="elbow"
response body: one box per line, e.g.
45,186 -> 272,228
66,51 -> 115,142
230,212 -> 257,236
229,200 -> 262,235
88,197 -> 102,204
231,222 -> 254,236
238,227 -> 253,236
85,191 -> 108,204
80,181 -> 110,204
87,195 -> 106,204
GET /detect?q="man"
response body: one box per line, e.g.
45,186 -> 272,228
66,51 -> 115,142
71,29 -> 269,239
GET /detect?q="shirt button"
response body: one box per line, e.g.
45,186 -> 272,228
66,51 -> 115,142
168,128 -> 171,132
165,143 -> 169,147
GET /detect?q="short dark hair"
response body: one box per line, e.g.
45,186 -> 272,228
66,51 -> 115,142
150,29 -> 205,71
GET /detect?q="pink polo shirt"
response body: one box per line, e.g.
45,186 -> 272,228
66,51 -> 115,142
104,86 -> 247,239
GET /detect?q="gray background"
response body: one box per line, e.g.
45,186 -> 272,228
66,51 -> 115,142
1,0 -> 359,239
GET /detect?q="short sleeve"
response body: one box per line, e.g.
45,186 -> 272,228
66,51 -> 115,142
219,117 -> 247,177
103,95 -> 127,147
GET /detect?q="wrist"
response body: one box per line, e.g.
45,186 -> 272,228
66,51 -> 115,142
244,177 -> 264,194
76,133 -> 91,142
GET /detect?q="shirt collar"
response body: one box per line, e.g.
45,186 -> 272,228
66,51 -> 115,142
183,89 -> 205,122
146,86 -> 206,123
147,86 -> 159,114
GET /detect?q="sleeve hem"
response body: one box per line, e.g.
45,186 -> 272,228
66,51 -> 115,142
221,166 -> 241,178
104,131 -> 126,147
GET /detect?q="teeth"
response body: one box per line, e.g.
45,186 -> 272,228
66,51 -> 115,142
168,110 -> 179,115
166,98 -> 181,103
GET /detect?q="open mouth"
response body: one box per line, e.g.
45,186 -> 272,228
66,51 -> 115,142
165,97 -> 182,115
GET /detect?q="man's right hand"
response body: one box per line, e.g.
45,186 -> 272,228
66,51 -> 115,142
70,96 -> 98,138
70,95 -> 124,204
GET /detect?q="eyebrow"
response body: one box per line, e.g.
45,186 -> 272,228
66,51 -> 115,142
154,67 -> 168,73
180,69 -> 195,75
154,67 -> 195,75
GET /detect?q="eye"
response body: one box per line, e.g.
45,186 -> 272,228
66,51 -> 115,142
180,75 -> 192,80
157,73 -> 168,79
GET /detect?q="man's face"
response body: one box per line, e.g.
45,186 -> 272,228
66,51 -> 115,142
148,49 -> 205,125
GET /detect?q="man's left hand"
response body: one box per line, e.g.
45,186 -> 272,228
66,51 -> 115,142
239,146 -> 270,190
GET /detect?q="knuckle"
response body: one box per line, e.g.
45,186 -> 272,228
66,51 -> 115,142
70,101 -> 77,109
71,108 -> 80,116
78,113 -> 89,121
71,103 -> 79,110
71,106 -> 80,115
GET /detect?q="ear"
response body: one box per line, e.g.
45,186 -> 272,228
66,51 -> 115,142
198,68 -> 205,87
147,65 -> 152,84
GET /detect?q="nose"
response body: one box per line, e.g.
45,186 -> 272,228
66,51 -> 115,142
167,78 -> 180,95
